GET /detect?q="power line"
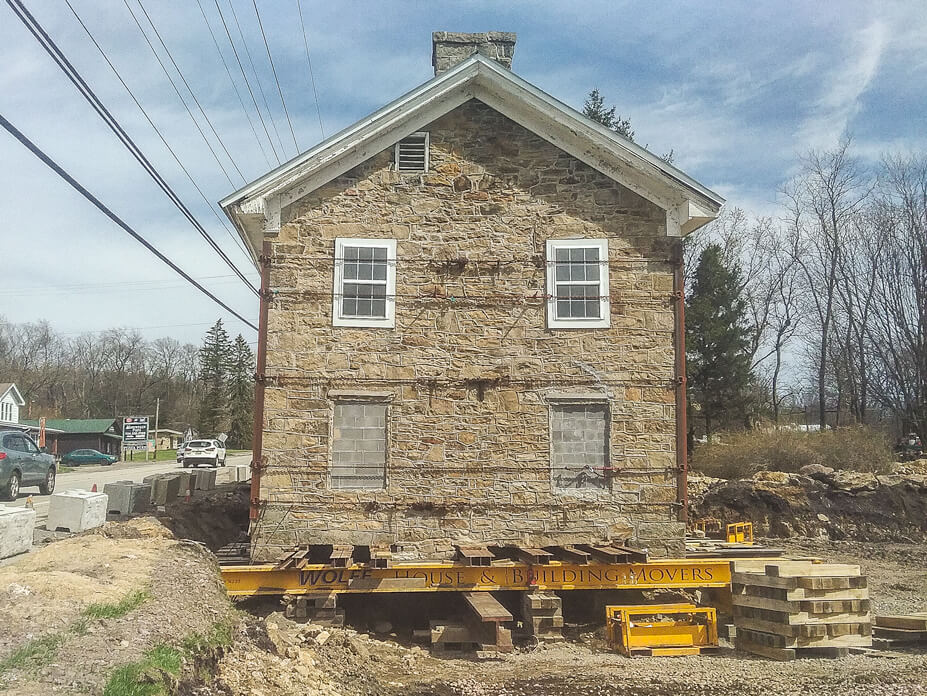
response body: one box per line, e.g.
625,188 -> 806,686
0,113 -> 258,331
64,0 -> 254,263
225,0 -> 288,157
7,0 -> 258,296
193,0 -> 272,169
212,0 -> 281,165
133,0 -> 247,183
0,277 -> 242,296
295,0 -> 325,139
250,0 -> 299,152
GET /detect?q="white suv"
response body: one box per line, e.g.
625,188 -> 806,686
181,439 -> 227,468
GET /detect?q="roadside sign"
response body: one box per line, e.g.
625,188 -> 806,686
123,416 -> 149,451
217,432 -> 228,444
147,438 -> 156,453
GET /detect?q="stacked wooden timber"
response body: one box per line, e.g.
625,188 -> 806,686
732,561 -> 871,660
873,613 -> 927,649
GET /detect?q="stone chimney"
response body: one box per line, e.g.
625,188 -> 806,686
432,32 -> 516,75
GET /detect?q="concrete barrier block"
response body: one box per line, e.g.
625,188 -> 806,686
174,471 -> 194,498
0,504 -> 35,558
103,481 -> 152,515
192,468 -> 216,491
232,464 -> 251,482
47,490 -> 108,532
149,475 -> 182,505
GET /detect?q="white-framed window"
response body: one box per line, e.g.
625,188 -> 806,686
331,400 -> 387,490
332,238 -> 397,328
394,132 -> 429,172
0,402 -> 10,422
550,401 -> 610,491
545,239 -> 610,329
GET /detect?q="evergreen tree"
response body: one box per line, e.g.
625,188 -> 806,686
685,244 -> 754,437
227,334 -> 255,449
197,319 -> 231,436
583,88 -> 634,140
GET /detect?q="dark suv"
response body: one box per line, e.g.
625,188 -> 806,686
0,430 -> 57,500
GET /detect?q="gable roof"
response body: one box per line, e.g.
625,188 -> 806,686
221,54 -> 724,266
19,418 -> 120,435
0,383 -> 24,407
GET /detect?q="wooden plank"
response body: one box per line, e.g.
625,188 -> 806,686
735,635 -> 796,661
545,545 -> 591,564
872,626 -> 927,642
797,576 -> 867,591
731,593 -> 869,616
732,601 -> 871,625
764,562 -> 861,578
463,592 -> 514,623
734,621 -> 871,647
732,573 -> 867,592
874,614 -> 927,631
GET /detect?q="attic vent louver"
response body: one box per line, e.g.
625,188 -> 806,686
395,132 -> 429,172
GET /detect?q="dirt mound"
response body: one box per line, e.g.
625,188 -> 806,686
689,470 -> 927,541
160,482 -> 250,550
0,518 -> 237,695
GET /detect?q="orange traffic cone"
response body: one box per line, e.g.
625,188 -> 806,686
184,488 -> 191,502
91,483 -> 97,492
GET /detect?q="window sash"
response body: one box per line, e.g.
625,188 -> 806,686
333,238 -> 396,327
546,239 -> 610,328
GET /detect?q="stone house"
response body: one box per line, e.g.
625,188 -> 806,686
222,33 -> 723,561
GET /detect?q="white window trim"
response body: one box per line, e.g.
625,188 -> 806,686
394,131 -> 430,172
332,238 -> 397,328
545,238 -> 610,329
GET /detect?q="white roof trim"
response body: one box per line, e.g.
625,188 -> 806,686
221,54 -> 724,264
0,383 -> 24,407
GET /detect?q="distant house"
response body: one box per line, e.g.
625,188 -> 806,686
19,418 -> 122,456
151,428 -> 184,450
0,383 -> 25,426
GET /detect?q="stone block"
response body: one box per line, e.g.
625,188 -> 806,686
47,490 -> 108,532
0,504 -> 35,558
149,475 -> 182,505
175,471 -> 194,497
191,468 -> 217,491
103,481 -> 152,515
232,464 -> 251,482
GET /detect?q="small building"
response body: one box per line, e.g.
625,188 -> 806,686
151,428 -> 184,450
222,32 -> 723,561
19,418 -> 122,457
0,383 -> 24,427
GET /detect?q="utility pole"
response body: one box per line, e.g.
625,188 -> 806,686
154,397 -> 160,460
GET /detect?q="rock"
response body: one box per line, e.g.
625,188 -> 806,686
816,513 -> 830,523
315,630 -> 331,646
751,471 -> 792,484
824,470 -> 878,492
799,464 -> 835,480
373,620 -> 393,634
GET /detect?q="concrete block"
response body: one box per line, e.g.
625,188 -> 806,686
0,504 -> 35,558
103,481 -> 152,515
175,471 -> 194,497
47,490 -> 108,532
191,468 -> 216,491
149,475 -> 181,505
232,464 -> 251,482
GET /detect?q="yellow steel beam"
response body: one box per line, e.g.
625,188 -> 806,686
221,559 -> 731,597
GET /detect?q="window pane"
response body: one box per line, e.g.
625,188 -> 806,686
371,260 -> 387,281
372,247 -> 387,261
343,262 -> 359,280
343,246 -> 359,261
555,248 -> 569,262
358,247 -> 373,261
342,283 -> 387,318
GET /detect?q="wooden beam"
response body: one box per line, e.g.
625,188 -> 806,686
463,592 -> 513,623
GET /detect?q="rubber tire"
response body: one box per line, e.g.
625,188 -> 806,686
39,468 -> 56,495
4,471 -> 20,501
182,462 -> 189,468
221,457 -> 226,467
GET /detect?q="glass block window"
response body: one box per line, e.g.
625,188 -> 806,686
551,403 -> 609,490
333,238 -> 396,327
331,401 -> 387,489
546,239 -> 610,328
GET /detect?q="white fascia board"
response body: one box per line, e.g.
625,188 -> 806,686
2,384 -> 24,407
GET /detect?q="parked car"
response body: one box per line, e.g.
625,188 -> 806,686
0,430 -> 57,500
181,439 -> 226,468
60,448 -> 117,466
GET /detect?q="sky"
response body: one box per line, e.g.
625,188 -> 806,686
2,1 -> 926,347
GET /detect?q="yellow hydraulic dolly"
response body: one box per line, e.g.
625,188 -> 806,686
606,603 -> 719,657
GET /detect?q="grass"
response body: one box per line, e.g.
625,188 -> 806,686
102,618 -> 237,696
691,425 -> 893,479
84,590 -> 150,620
102,644 -> 183,696
0,588 -> 151,679
58,465 -> 76,473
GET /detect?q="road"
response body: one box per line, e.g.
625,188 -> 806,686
4,452 -> 252,523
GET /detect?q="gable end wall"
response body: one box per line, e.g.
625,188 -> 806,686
255,100 -> 684,560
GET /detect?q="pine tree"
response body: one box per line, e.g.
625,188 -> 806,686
583,88 -> 634,141
226,334 -> 255,449
197,319 -> 231,437
685,244 -> 754,437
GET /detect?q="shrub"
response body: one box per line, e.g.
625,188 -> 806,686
691,425 -> 892,479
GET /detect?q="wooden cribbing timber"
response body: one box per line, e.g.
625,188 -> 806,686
732,561 -> 872,660
872,612 -> 927,649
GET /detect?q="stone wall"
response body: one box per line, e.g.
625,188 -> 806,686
254,100 -> 684,561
